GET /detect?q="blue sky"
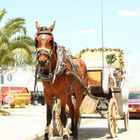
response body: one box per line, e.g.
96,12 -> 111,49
1,0 -> 140,86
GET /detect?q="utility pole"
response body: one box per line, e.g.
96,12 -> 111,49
101,0 -> 104,70
100,0 -> 105,82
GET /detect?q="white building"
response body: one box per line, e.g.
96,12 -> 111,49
1,67 -> 43,91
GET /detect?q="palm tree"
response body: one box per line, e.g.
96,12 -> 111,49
0,9 -> 35,71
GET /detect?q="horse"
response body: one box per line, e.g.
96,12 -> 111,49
35,21 -> 88,140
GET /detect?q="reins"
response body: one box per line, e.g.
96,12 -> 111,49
33,66 -> 38,95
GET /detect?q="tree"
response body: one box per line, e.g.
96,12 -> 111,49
0,9 -> 35,71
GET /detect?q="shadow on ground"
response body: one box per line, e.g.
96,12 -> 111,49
32,126 -> 126,140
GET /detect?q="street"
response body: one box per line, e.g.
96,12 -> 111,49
0,105 -> 46,140
0,105 -> 140,140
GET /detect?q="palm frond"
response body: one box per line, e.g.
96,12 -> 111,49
0,9 -> 7,22
13,35 -> 35,46
0,11 -> 35,69
2,18 -> 26,38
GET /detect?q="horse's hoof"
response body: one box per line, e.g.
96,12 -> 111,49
63,134 -> 69,140
44,133 -> 49,140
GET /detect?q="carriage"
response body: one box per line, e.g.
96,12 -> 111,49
78,48 -> 129,137
34,21 -> 129,139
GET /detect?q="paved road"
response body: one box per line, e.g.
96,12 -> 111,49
0,105 -> 140,140
75,117 -> 140,140
0,105 -> 46,140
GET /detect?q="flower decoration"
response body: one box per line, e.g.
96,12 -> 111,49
78,48 -> 125,67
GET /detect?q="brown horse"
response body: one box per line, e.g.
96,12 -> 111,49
35,21 -> 88,140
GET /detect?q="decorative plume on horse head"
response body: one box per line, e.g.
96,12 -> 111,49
34,21 -> 89,140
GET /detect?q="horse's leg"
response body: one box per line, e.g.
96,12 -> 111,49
60,100 -> 69,140
67,94 -> 75,135
73,90 -> 84,140
44,102 -> 52,140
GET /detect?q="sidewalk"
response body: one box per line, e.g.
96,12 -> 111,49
0,105 -> 46,140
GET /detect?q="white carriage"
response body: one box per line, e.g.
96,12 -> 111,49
79,48 -> 129,137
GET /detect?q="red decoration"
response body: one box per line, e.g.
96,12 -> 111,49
100,48 -> 103,52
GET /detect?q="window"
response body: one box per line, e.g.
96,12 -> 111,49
87,70 -> 102,86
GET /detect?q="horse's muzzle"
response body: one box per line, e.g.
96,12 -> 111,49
37,49 -> 51,67
37,55 -> 49,68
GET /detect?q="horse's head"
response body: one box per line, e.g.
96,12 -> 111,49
35,21 -> 56,68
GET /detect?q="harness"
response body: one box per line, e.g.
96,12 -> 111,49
34,27 -> 88,94
37,45 -> 66,84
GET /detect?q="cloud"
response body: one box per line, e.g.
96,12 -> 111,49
76,28 -> 95,36
118,10 -> 140,17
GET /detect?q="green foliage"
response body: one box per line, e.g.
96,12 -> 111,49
0,9 -> 35,71
106,54 -> 117,65
0,9 -> 7,21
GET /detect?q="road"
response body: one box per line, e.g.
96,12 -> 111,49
0,105 -> 140,140
0,105 -> 46,140
75,117 -> 140,140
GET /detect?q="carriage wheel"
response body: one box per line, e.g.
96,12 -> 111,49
124,111 -> 129,131
108,97 -> 119,138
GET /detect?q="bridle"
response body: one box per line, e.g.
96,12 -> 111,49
34,27 -> 54,80
34,27 -> 66,84
35,27 -> 54,60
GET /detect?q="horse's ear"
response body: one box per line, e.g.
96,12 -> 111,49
35,22 -> 40,30
48,21 -> 56,31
